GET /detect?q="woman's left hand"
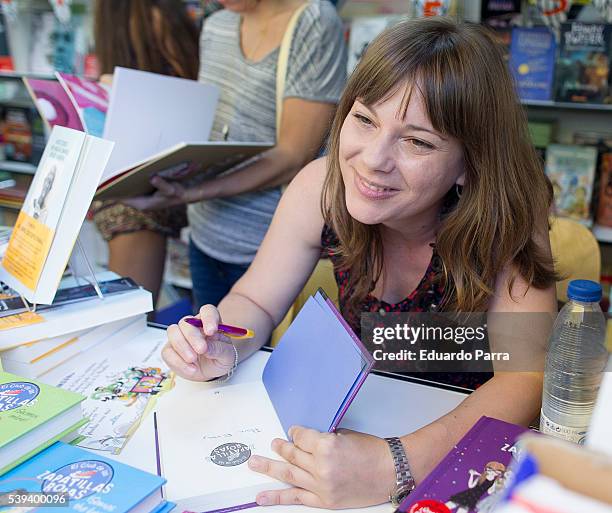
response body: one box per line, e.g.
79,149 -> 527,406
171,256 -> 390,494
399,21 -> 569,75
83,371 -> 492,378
124,176 -> 211,210
247,426 -> 396,509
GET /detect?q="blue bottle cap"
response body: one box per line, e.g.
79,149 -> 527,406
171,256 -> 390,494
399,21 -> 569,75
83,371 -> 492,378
567,280 -> 602,303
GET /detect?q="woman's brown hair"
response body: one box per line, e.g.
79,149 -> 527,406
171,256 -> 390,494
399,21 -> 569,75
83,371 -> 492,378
94,0 -> 199,79
322,17 -> 556,318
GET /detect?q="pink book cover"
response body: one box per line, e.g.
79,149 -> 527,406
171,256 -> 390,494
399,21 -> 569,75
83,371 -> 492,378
23,78 -> 83,132
56,72 -> 109,112
56,72 -> 108,137
398,417 -> 533,513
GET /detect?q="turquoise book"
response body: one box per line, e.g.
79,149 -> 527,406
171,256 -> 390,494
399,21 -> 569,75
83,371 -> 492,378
0,371 -> 86,476
0,442 -> 168,513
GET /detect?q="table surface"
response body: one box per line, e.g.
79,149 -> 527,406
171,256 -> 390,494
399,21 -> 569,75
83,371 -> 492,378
110,327 -> 468,513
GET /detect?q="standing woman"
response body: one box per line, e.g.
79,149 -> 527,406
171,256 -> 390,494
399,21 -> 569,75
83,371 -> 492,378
128,0 -> 347,309
91,0 -> 200,306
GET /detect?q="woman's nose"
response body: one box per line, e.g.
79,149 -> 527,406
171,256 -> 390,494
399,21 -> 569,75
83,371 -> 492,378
360,133 -> 394,173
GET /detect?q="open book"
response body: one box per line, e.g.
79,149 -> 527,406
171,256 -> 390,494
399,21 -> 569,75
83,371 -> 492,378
0,125 -> 114,304
25,68 -> 273,200
97,67 -> 272,199
157,290 -> 374,512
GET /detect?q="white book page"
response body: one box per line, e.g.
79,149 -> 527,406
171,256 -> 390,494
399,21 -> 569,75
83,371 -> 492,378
157,381 -> 287,505
102,67 -> 219,182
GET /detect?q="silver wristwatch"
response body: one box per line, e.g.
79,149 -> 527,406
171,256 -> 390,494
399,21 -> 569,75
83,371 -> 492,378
384,437 -> 415,507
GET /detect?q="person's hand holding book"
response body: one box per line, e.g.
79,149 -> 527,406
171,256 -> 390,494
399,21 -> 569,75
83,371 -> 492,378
125,175 -> 216,210
247,426 -> 397,509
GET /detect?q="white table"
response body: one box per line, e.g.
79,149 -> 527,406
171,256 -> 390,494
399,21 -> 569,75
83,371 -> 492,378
111,327 -> 468,513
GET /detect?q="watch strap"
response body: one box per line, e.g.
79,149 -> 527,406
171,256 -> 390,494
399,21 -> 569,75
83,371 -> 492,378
384,436 -> 415,507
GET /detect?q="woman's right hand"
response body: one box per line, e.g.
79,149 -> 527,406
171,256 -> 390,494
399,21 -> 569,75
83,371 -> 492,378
162,305 -> 237,382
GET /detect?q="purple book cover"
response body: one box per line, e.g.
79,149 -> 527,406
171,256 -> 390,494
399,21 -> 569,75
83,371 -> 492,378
398,416 -> 532,513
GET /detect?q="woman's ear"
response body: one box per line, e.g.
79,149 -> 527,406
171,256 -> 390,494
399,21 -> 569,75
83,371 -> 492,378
455,172 -> 465,187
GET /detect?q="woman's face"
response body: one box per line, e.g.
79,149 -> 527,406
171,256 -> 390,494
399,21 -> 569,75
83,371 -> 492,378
339,85 -> 465,230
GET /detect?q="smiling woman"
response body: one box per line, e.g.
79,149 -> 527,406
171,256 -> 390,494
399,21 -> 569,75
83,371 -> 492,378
162,17 -> 558,510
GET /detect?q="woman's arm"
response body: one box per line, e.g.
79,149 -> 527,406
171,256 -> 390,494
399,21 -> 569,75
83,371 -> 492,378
162,159 -> 328,380
248,262 -> 557,508
400,264 -> 557,481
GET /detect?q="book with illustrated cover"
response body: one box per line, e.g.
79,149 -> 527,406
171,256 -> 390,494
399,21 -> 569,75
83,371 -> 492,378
555,22 -> 612,104
0,442 -> 170,513
0,125 -> 114,305
510,27 -> 556,101
545,144 -> 598,225
398,416 -> 532,513
0,371 -> 86,476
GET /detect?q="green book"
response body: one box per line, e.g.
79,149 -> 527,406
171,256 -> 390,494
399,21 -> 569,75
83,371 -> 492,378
0,371 -> 87,476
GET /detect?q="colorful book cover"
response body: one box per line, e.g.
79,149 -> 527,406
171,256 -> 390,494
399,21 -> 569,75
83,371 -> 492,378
555,22 -> 612,104
0,371 -> 86,475
399,416 -> 532,513
596,152 -> 612,228
510,27 -> 556,101
56,73 -> 109,138
0,442 -> 166,513
23,78 -> 84,132
545,144 -> 598,225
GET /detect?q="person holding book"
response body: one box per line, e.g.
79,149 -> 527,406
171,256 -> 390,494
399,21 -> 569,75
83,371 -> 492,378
90,0 -> 200,306
161,17 -> 557,509
127,0 -> 347,309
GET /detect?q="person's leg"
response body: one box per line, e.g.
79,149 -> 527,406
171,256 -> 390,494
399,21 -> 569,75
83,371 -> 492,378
189,239 -> 236,311
108,230 -> 167,306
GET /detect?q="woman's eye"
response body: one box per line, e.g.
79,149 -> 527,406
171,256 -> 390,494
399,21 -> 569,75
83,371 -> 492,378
353,113 -> 373,126
408,138 -> 434,150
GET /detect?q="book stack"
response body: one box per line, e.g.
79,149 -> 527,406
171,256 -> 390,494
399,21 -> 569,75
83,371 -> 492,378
0,442 -> 174,513
0,371 -> 86,476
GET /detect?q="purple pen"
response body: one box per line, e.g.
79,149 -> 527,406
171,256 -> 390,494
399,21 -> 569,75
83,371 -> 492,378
184,317 -> 255,339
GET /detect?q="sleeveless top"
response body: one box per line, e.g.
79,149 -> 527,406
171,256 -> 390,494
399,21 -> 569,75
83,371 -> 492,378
321,224 -> 492,390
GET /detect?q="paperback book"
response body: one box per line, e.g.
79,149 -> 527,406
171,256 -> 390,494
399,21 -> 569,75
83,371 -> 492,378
0,442 -> 170,513
555,22 -> 612,104
545,144 -> 598,225
509,27 -> 556,101
0,126 -> 114,304
0,371 -> 86,476
398,416 -> 532,513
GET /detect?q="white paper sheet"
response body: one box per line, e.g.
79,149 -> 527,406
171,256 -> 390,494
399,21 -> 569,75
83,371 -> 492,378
156,381 -> 287,508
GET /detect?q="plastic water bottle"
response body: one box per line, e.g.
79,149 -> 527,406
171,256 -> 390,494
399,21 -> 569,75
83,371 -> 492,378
540,279 -> 609,444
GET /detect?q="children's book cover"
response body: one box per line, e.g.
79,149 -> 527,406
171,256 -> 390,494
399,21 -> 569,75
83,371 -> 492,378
0,442 -> 165,513
555,22 -> 612,103
510,27 -> 556,101
545,144 -> 598,225
399,417 -> 531,513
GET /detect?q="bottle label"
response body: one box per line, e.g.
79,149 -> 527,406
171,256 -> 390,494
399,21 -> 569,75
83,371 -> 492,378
540,410 -> 588,444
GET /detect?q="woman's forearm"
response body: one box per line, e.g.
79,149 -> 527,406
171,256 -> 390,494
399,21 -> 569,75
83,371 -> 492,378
216,290 -> 278,363
400,372 -> 543,483
201,146 -> 309,199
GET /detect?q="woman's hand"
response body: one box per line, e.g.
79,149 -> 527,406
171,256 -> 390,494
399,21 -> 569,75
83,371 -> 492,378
247,427 -> 396,509
162,305 -> 236,381
124,176 -> 214,211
